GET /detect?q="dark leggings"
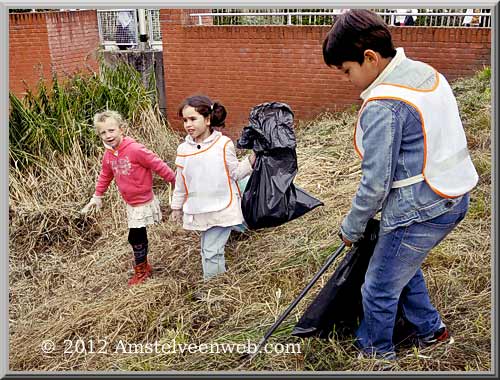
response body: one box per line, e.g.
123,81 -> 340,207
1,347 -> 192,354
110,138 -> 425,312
128,227 -> 148,265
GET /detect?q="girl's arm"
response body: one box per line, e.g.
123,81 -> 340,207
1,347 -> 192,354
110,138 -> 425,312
82,156 -> 112,213
94,156 -> 114,197
224,140 -> 254,181
170,167 -> 186,210
136,145 -> 176,184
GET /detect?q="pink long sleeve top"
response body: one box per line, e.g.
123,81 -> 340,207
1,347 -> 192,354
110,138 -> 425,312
94,136 -> 176,206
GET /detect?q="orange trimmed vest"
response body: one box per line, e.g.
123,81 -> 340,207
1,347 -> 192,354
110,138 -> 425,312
175,135 -> 239,214
355,70 -> 478,198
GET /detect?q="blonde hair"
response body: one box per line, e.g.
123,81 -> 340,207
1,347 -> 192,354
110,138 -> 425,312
93,110 -> 127,131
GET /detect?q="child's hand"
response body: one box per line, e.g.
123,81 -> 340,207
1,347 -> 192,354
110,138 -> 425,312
80,195 -> 103,214
171,209 -> 183,224
338,230 -> 353,247
342,236 -> 353,247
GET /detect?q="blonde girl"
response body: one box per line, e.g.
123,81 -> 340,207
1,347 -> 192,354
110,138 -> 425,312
81,110 -> 176,286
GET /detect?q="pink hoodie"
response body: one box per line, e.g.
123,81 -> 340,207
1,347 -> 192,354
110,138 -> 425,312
94,136 -> 175,206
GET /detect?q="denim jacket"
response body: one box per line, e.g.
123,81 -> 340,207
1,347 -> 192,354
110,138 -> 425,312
341,48 -> 467,242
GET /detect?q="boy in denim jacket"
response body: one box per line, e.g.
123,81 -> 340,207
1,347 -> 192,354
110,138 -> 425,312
323,9 -> 478,359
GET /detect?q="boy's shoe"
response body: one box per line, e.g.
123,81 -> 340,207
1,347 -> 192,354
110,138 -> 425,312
128,261 -> 152,286
418,326 -> 455,348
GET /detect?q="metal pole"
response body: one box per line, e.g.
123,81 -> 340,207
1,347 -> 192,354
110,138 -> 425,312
137,9 -> 149,50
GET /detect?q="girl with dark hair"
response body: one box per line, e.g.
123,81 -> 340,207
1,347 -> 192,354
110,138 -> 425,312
171,95 -> 256,280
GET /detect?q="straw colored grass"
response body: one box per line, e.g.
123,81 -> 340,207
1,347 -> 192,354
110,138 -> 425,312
9,70 -> 491,372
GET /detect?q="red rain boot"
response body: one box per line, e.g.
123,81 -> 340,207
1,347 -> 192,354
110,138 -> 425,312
128,260 -> 152,286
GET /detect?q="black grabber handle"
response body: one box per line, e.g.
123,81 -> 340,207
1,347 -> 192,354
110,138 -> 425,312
247,242 -> 347,361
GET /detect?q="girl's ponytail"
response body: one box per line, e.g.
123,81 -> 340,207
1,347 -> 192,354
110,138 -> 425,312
210,101 -> 227,128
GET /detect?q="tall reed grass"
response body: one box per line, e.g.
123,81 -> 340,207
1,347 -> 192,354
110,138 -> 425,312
8,58 -> 180,289
9,59 -> 158,170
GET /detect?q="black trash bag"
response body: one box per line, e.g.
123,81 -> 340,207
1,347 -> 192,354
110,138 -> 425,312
237,102 -> 323,230
291,219 -> 417,346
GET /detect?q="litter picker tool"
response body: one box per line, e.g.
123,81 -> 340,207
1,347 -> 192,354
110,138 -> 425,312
240,242 -> 347,364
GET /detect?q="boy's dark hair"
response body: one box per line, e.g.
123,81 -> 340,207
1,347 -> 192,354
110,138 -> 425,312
323,9 -> 397,67
178,95 -> 227,128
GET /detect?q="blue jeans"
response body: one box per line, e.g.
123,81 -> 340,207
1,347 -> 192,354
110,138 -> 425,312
356,194 -> 469,357
200,226 -> 232,280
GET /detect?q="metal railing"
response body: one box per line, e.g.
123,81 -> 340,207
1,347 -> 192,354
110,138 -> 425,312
97,9 -> 162,51
190,9 -> 492,28
95,9 -> 491,51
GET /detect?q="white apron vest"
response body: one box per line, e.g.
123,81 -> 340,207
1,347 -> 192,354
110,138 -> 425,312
175,135 -> 237,214
355,71 -> 478,198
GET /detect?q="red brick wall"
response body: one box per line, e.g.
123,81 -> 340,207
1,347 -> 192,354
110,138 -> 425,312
9,10 -> 100,97
391,27 -> 491,80
9,12 -> 52,96
160,9 -> 491,139
46,11 -> 100,76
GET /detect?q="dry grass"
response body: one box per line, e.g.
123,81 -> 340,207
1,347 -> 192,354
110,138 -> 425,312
9,72 -> 491,373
